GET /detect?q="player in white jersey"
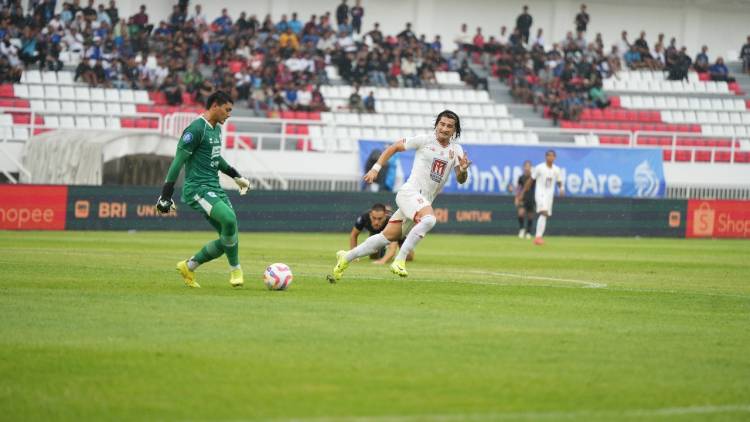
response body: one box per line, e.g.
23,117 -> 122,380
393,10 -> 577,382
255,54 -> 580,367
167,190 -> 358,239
329,110 -> 471,281
518,150 -> 564,245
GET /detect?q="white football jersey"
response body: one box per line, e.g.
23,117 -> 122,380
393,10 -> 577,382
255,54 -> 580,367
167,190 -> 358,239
532,162 -> 562,195
400,133 -> 464,202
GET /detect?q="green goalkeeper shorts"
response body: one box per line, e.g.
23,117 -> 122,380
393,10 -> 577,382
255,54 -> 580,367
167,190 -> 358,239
184,186 -> 233,218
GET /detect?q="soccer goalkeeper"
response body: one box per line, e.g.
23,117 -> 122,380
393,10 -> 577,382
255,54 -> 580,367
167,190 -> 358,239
155,91 -> 251,288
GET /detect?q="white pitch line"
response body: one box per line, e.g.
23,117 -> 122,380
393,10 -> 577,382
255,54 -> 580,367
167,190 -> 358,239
256,403 -> 750,422
467,270 -> 607,289
294,263 -> 607,289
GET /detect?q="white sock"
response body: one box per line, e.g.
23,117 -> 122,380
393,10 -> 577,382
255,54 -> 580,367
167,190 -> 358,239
187,257 -> 200,271
396,215 -> 436,261
536,215 -> 547,238
230,264 -> 241,271
345,233 -> 390,262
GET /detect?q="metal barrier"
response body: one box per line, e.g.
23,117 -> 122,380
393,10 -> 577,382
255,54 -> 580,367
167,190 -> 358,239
667,185 -> 750,200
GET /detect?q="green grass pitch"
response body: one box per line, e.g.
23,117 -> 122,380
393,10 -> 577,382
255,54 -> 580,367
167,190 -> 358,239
1,231 -> 749,421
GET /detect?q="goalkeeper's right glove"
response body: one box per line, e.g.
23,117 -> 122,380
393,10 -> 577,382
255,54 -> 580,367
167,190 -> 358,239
156,182 -> 176,214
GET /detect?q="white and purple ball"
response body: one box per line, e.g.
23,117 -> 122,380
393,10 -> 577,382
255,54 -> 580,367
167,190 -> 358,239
263,263 -> 293,290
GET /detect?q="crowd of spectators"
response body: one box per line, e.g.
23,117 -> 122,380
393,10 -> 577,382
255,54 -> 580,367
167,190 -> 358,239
457,3 -> 747,124
0,0 -> 458,115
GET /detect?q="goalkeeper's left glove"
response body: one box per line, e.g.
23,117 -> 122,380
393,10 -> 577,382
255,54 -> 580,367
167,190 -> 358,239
234,176 -> 251,195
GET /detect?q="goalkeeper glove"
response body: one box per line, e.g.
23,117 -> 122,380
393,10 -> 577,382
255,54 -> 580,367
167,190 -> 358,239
234,176 -> 251,195
156,182 -> 177,214
222,165 -> 251,195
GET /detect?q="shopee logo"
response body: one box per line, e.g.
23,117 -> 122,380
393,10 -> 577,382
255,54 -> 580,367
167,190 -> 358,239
0,185 -> 68,230
0,207 -> 56,228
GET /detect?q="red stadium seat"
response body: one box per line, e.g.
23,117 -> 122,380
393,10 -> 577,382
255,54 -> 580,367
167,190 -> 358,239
0,84 -> 14,97
11,113 -> 44,125
13,99 -> 29,108
697,72 -> 710,81
695,151 -> 711,162
135,119 -> 150,128
296,139 -> 314,151
715,151 -> 731,162
120,118 -> 135,128
280,111 -> 295,119
735,152 -> 750,163
609,96 -> 620,108
308,111 -> 321,120
149,91 -> 167,105
0,99 -> 13,107
675,150 -> 692,162
662,150 -> 672,161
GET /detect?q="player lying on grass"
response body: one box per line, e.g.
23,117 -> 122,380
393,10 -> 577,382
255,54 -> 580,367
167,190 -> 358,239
350,203 -> 413,264
155,91 -> 251,288
330,110 -> 471,281
518,150 -> 564,245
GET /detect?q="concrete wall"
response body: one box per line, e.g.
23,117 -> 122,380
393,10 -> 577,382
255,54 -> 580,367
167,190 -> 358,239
109,0 -> 749,57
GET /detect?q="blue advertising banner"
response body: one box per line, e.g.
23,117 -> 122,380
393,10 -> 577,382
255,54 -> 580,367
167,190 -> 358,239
358,140 -> 665,198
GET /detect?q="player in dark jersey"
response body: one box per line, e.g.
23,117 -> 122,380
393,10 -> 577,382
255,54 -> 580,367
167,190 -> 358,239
349,203 -> 414,264
514,160 -> 535,239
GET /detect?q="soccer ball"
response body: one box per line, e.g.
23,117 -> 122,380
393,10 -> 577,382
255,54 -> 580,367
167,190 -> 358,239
263,263 -> 293,290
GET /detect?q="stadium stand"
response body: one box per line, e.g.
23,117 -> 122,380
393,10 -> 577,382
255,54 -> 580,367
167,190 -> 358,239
1,0 -> 750,192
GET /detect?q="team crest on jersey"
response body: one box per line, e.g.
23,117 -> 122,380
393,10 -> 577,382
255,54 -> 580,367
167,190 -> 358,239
430,158 -> 448,182
182,132 -> 193,144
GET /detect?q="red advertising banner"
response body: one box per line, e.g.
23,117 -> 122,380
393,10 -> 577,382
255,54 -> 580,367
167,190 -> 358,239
0,185 -> 68,230
687,200 -> 750,238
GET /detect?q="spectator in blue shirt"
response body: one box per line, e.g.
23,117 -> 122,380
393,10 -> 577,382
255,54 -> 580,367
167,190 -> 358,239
430,35 -> 442,53
709,57 -> 734,83
213,8 -> 232,34
694,45 -> 709,73
276,14 -> 289,33
288,12 -> 302,34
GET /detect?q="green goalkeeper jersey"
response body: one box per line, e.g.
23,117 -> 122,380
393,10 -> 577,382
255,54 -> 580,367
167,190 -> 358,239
177,116 -> 224,198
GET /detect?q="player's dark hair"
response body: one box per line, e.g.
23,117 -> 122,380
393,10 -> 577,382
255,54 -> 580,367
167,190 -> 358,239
434,109 -> 461,139
523,160 -> 532,166
546,149 -> 556,156
371,203 -> 386,212
206,90 -> 234,109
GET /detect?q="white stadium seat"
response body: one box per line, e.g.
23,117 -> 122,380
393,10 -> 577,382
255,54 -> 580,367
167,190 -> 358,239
57,72 -> 74,85
90,88 -> 105,102
44,85 -> 60,100
75,86 -> 90,101
75,116 -> 91,129
41,71 -> 57,84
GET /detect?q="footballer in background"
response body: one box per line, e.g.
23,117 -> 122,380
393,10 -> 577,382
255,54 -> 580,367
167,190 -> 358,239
331,109 -> 470,281
510,160 -> 535,239
155,91 -> 252,287
350,203 -> 414,264
519,150 -> 564,245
